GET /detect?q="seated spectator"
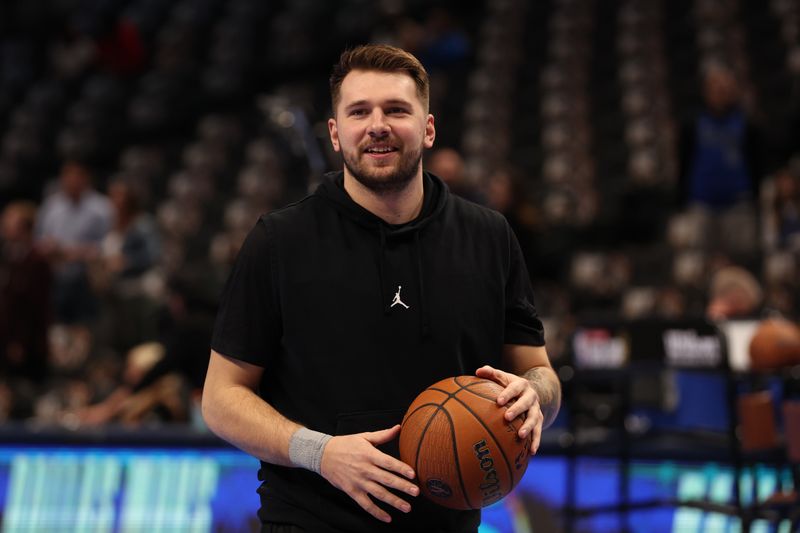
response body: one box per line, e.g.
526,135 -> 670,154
0,201 -> 52,418
427,147 -> 485,204
76,342 -> 184,426
768,166 -> 800,250
416,7 -> 471,70
92,178 -> 161,353
485,166 -> 541,279
706,265 -> 764,320
77,274 -> 214,426
97,179 -> 160,286
94,14 -> 145,78
50,18 -> 96,82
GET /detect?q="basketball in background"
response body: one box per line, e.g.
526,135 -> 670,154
399,376 -> 531,510
748,318 -> 800,371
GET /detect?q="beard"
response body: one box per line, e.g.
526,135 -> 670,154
343,142 -> 423,194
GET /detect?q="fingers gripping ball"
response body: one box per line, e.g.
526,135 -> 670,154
399,376 -> 532,510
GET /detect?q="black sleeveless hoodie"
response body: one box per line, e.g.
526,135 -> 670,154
211,171 -> 545,532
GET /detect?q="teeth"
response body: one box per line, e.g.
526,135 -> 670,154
367,147 -> 394,153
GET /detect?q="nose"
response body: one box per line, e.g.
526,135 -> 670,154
367,109 -> 389,137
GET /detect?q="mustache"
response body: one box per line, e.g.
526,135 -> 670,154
360,138 -> 400,151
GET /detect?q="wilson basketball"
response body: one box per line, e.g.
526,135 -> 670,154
399,376 -> 532,510
748,318 -> 800,371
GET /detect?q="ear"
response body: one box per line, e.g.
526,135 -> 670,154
424,114 -> 436,149
328,118 -> 341,152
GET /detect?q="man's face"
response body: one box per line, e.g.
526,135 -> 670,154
703,69 -> 738,113
60,163 -> 90,200
1,208 -> 23,242
328,70 -> 435,194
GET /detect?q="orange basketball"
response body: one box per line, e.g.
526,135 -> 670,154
399,376 -> 532,510
748,318 -> 800,371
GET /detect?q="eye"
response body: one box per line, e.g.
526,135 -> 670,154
387,107 -> 409,115
349,109 -> 367,117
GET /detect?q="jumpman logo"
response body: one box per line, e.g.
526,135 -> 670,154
390,285 -> 410,309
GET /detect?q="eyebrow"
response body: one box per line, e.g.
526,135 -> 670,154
344,98 -> 413,110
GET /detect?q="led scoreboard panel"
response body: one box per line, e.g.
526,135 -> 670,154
0,443 -> 261,532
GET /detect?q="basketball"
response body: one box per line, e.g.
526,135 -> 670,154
748,318 -> 800,371
399,376 -> 532,510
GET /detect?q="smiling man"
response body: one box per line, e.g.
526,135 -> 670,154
202,45 -> 561,533
330,67 -> 432,198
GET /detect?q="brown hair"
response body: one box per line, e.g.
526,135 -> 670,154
329,44 -> 430,114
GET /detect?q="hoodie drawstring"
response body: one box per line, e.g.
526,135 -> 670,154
378,224 -> 390,315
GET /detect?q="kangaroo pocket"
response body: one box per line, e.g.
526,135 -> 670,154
335,408 -> 406,458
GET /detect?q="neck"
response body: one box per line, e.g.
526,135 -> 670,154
343,170 -> 425,225
66,189 -> 86,204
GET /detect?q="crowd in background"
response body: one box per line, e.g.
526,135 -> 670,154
0,0 -> 799,429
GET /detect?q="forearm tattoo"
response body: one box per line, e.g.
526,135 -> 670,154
523,366 -> 562,428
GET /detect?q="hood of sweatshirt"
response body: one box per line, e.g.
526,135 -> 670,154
314,170 -> 448,234
314,170 -> 449,337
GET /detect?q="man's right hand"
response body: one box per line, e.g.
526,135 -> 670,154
319,424 -> 419,523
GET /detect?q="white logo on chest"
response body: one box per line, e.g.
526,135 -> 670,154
390,285 -> 410,309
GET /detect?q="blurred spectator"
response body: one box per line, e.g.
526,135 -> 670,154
427,147 -> 484,204
678,64 -> 762,253
99,179 -> 159,283
50,19 -> 96,82
679,64 -> 761,208
94,15 -> 145,78
705,265 -> 763,320
377,9 -> 469,71
36,160 -> 112,325
77,274 -> 214,427
485,166 -> 541,278
657,286 -> 688,319
0,201 -> 52,383
93,179 -> 161,353
764,166 -> 800,251
76,342 -> 173,426
416,8 -> 470,71
486,167 -> 588,286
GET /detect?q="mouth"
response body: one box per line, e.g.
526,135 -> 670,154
364,144 -> 399,157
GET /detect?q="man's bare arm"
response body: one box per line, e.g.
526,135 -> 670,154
202,350 -> 300,466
